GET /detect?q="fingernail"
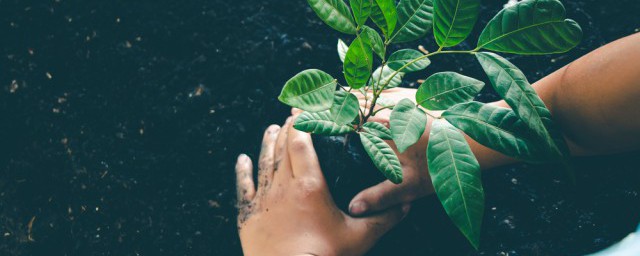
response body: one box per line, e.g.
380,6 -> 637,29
349,201 -> 368,215
237,154 -> 248,162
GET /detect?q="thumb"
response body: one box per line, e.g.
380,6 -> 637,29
349,204 -> 411,244
349,180 -> 411,216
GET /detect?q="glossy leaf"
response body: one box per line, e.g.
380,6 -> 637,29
390,98 -> 428,153
370,65 -> 405,89
390,0 -> 434,43
476,52 -> 572,174
443,101 -> 548,162
370,0 -> 398,37
294,111 -> 355,135
476,0 -> 582,55
344,37 -> 373,89
427,119 -> 484,249
387,49 -> 431,72
278,69 -> 336,112
349,0 -> 373,26
330,90 -> 360,125
307,0 -> 357,34
337,38 -> 348,62
362,122 -> 392,140
433,0 -> 480,47
361,25 -> 385,59
360,132 -> 403,184
416,72 -> 484,110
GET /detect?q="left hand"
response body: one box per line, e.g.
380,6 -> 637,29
236,116 -> 410,256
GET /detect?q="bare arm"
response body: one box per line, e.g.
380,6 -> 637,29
348,33 -> 640,216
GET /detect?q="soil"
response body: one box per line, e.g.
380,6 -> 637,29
0,0 -> 638,255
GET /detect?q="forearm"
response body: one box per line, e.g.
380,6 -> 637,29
444,33 -> 640,170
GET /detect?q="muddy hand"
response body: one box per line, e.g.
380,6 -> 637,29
236,115 -> 410,256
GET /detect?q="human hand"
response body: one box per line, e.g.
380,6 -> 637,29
236,117 -> 410,256
348,88 -> 437,216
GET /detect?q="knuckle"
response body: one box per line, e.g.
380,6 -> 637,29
296,178 -> 323,195
289,137 -> 310,152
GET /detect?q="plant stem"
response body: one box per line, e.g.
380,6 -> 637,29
361,48 -> 477,125
425,111 -> 440,119
372,105 -> 395,116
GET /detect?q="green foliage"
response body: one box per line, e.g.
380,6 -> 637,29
370,65 -> 404,89
390,0 -> 434,43
475,52 -> 571,164
416,72 -> 484,110
443,102 -> 547,162
427,120 -> 484,249
360,132 -> 403,184
433,0 -> 480,47
281,0 -> 582,248
337,39 -> 348,62
294,111 -> 355,135
476,0 -> 582,55
390,99 -> 428,153
349,0 -> 373,26
307,0 -> 357,34
363,122 -> 392,140
388,49 -> 431,72
370,0 -> 398,37
361,25 -> 386,59
344,36 -> 373,89
278,69 -> 336,112
330,90 -> 360,125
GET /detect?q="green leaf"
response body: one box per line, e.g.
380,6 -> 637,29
387,49 -> 431,72
427,119 -> 484,249
370,0 -> 398,37
362,122 -> 392,140
476,52 -> 572,176
278,69 -> 336,112
433,0 -> 480,48
416,72 -> 484,110
390,98 -> 428,153
376,96 -> 396,107
307,0 -> 357,34
330,90 -> 360,125
360,132 -> 403,184
344,36 -> 373,89
390,0 -> 434,43
337,38 -> 348,62
370,65 -> 405,89
361,25 -> 385,59
443,101 -> 548,162
294,111 -> 355,135
476,0 -> 582,55
349,0 -> 373,26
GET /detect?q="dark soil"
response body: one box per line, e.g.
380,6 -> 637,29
0,0 -> 638,255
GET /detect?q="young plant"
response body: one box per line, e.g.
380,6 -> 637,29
278,0 -> 581,249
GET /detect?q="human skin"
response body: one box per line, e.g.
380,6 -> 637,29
236,33 -> 640,255
235,116 -> 410,256
347,33 -> 640,216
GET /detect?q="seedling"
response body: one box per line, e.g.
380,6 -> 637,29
278,0 -> 581,249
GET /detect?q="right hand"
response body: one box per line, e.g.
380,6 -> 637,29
347,88 -> 437,216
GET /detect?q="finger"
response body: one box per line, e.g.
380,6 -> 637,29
349,179 -> 419,216
274,117 -> 293,179
291,108 -> 303,115
349,204 -> 411,244
257,125 -> 280,191
235,154 -> 256,202
287,117 -> 322,179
